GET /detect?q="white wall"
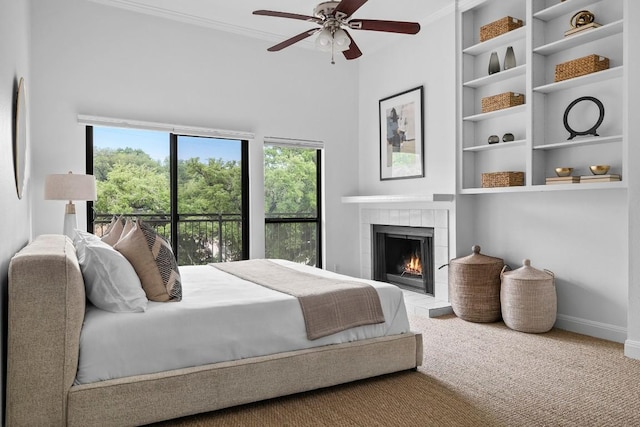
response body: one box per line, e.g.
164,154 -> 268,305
0,0 -> 32,419
469,190 -> 628,341
357,11 -> 457,196
29,0 -> 362,276
625,0 -> 640,357
357,6 -> 631,343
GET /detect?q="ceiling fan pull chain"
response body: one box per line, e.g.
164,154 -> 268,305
331,37 -> 336,65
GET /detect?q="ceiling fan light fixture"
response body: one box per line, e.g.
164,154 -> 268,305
333,28 -> 351,51
315,28 -> 333,52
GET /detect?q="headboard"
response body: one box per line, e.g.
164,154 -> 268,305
6,234 -> 86,426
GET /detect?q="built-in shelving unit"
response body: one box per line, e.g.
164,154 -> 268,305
458,0 -> 625,194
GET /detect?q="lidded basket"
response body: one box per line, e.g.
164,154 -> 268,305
448,245 -> 504,323
500,259 -> 556,333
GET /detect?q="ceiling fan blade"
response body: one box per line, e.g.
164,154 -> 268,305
267,29 -> 319,52
334,0 -> 368,20
253,10 -> 321,24
349,19 -> 421,34
342,31 -> 362,60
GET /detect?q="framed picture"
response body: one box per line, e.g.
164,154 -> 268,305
379,86 -> 424,180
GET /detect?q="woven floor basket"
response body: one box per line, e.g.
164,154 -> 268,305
448,245 -> 504,323
500,259 -> 557,333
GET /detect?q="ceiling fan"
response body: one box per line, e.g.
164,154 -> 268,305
253,0 -> 421,64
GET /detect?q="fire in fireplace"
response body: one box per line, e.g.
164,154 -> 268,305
372,225 -> 434,295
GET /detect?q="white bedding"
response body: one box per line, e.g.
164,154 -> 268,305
76,260 -> 411,384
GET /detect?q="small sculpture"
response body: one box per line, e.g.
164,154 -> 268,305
565,10 -> 600,36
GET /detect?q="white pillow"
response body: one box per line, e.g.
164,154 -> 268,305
74,230 -> 148,313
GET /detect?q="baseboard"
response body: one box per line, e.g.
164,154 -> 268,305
624,339 -> 640,360
555,314 -> 627,343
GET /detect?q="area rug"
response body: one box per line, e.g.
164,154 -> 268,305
150,314 -> 640,426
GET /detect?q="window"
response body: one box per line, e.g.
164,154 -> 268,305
264,143 -> 322,267
86,125 -> 249,264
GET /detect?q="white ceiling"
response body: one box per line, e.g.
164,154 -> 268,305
89,0 -> 455,54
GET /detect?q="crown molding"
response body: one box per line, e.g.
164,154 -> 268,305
88,0 -> 455,53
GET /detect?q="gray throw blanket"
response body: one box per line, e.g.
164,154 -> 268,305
213,260 -> 385,340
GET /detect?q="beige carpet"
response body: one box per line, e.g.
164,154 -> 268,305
151,314 -> 640,426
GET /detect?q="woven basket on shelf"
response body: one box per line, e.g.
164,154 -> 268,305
554,54 -> 609,82
481,92 -> 525,113
500,259 -> 557,333
481,171 -> 524,188
480,16 -> 524,42
448,245 -> 504,323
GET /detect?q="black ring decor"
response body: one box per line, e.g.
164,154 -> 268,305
563,96 -> 604,140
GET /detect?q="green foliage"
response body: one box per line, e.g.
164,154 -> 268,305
94,162 -> 170,214
94,147 -> 164,181
178,158 -> 242,215
264,146 -> 317,217
94,142 -> 320,266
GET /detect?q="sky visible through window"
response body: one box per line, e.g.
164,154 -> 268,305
93,127 -> 241,162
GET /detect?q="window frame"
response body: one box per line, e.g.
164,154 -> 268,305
85,125 -> 250,261
263,145 -> 323,268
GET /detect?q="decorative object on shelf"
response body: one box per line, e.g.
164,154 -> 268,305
481,171 -> 524,188
379,86 -> 424,181
44,171 -> 97,238
554,167 -> 573,177
503,46 -> 516,70
13,77 -> 28,200
563,96 -> 604,140
488,135 -> 500,144
488,51 -> 501,75
500,259 -> 556,333
448,245 -> 504,323
480,16 -> 524,42
581,173 -> 620,183
555,54 -> 609,82
564,10 -> 601,37
502,133 -> 515,142
589,164 -> 610,175
481,92 -> 525,113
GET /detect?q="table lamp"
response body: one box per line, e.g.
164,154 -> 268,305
44,171 -> 97,238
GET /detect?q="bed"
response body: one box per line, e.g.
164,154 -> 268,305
6,234 -> 423,426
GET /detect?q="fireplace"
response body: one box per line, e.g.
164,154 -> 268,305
372,225 -> 434,295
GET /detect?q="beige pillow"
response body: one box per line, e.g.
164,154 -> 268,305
101,215 -> 125,246
119,218 -> 134,241
114,220 -> 182,302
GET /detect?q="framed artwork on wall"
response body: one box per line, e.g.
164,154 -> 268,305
379,86 -> 424,181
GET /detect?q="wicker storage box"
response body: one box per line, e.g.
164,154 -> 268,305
481,92 -> 525,113
554,54 -> 609,82
500,259 -> 557,333
480,16 -> 524,42
482,171 -> 524,188
448,245 -> 504,323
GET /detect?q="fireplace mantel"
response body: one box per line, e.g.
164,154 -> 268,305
341,194 -> 454,204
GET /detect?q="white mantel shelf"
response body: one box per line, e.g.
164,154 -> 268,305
341,194 -> 455,204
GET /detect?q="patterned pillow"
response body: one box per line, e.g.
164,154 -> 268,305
114,219 -> 182,302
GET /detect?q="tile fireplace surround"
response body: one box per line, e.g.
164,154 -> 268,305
344,195 -> 453,303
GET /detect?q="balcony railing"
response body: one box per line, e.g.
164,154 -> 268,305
94,213 -> 319,267
94,213 -> 243,265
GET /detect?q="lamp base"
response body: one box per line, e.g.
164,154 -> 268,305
63,212 -> 78,239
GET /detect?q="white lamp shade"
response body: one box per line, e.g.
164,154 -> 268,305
44,172 -> 97,201
315,28 -> 333,52
333,29 -> 351,51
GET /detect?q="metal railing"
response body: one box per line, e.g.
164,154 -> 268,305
95,213 -> 319,267
94,213 -> 243,265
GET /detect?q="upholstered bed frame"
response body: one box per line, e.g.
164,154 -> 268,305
6,235 -> 423,426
